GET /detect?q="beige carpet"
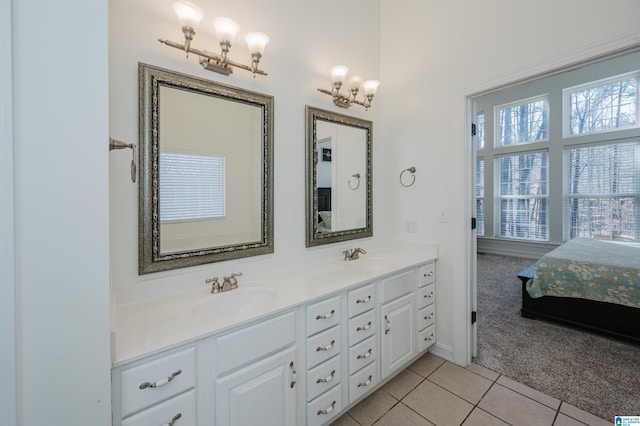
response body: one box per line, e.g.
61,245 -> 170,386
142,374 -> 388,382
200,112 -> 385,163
473,253 -> 640,421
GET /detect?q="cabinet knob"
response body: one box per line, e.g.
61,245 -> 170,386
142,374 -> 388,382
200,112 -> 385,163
356,321 -> 372,332
316,370 -> 336,384
356,295 -> 371,304
316,339 -> 336,352
316,309 -> 335,320
289,361 -> 297,388
357,375 -> 373,388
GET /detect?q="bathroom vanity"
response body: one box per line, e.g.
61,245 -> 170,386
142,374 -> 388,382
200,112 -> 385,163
111,242 -> 437,425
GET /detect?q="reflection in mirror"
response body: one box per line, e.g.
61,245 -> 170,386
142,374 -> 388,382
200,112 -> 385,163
306,106 -> 372,247
139,63 -> 273,274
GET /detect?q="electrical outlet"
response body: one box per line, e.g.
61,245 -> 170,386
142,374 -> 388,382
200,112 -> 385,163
406,220 -> 418,233
438,207 -> 449,223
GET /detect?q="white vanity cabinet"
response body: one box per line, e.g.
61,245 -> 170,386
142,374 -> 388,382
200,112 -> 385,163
215,311 -> 297,426
417,262 -> 437,352
112,345 -> 197,426
304,295 -> 343,426
346,283 -> 378,402
380,270 -> 416,379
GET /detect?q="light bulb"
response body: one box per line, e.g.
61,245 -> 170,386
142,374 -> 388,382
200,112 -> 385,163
245,32 -> 269,55
363,80 -> 380,96
213,17 -> 239,42
330,66 -> 349,84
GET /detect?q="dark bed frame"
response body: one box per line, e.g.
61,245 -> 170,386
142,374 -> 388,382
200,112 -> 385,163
518,265 -> 640,344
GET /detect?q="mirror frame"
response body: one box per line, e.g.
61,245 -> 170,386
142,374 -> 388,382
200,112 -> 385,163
139,63 -> 274,274
305,105 -> 373,247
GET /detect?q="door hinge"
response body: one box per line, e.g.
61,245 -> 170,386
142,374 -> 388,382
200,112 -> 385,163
471,217 -> 477,230
471,311 -> 477,324
471,123 -> 477,136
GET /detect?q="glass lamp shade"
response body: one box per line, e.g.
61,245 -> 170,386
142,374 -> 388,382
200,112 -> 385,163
213,17 -> 239,42
348,74 -> 363,90
363,80 -> 380,96
172,1 -> 203,31
330,66 -> 349,84
245,32 -> 269,55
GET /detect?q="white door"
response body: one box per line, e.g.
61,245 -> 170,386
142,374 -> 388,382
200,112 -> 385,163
216,347 -> 297,426
380,293 -> 415,378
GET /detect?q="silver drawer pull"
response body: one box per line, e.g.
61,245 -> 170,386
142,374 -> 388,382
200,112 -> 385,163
161,413 -> 182,426
316,339 -> 336,352
317,401 -> 336,416
425,270 -> 434,277
356,321 -> 372,332
316,309 -> 335,320
384,315 -> 390,335
424,292 -> 434,298
424,313 -> 434,320
357,375 -> 373,388
139,369 -> 182,389
316,370 -> 336,384
357,348 -> 372,359
356,295 -> 371,304
424,333 -> 435,342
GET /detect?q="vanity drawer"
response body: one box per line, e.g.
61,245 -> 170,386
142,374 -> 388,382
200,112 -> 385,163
419,324 -> 437,352
120,346 -> 196,418
306,355 -> 342,402
348,309 -> 376,345
121,389 -> 195,426
347,283 -> 376,318
349,335 -> 376,374
417,284 -> 435,310
217,310 -> 296,375
418,263 -> 436,287
349,361 -> 378,403
381,270 -> 415,304
418,304 -> 436,331
307,383 -> 342,426
306,325 -> 342,369
306,296 -> 341,337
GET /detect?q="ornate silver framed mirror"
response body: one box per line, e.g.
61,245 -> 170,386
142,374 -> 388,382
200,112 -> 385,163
305,106 -> 372,247
139,63 -> 274,274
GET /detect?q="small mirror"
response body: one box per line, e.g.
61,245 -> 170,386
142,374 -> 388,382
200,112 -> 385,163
305,106 -> 372,247
139,63 -> 273,274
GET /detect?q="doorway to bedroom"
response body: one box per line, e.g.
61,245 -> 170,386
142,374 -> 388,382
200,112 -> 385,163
468,49 -> 640,420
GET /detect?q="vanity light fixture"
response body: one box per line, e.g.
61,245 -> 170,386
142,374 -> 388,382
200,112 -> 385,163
158,1 -> 269,77
317,65 -> 380,110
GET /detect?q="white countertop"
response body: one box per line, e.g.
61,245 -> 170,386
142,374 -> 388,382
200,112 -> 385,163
112,240 -> 438,366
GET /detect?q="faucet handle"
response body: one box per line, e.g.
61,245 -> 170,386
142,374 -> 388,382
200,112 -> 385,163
205,277 -> 221,293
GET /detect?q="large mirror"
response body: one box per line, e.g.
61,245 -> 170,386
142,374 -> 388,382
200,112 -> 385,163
139,63 -> 273,274
305,106 -> 372,247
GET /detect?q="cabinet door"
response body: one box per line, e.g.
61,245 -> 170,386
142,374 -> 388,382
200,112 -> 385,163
380,293 -> 415,379
216,347 -> 297,426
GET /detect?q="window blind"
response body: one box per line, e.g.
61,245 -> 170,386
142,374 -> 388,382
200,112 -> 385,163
159,152 -> 225,221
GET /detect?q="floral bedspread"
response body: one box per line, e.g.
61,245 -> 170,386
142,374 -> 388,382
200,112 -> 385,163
526,238 -> 640,308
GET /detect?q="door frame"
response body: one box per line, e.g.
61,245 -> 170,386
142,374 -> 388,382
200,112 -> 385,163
460,30 -> 640,365
1,0 -> 16,424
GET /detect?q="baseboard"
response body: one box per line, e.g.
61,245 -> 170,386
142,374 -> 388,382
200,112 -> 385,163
477,238 -> 559,259
429,342 -> 454,364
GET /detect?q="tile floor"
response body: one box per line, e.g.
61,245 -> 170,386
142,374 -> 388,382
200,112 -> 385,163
330,353 -> 611,426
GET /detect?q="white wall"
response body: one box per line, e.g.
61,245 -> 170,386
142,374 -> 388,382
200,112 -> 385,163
109,0 -> 381,298
12,0 -> 112,424
379,0 -> 640,364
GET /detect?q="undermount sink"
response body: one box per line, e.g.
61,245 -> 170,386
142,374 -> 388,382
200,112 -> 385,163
192,287 -> 278,318
344,255 -> 397,271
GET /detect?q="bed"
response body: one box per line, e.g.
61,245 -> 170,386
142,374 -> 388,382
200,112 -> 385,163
518,238 -> 640,343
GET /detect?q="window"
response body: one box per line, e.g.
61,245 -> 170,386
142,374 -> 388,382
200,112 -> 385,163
159,152 -> 225,221
476,113 -> 485,150
476,158 -> 485,236
497,151 -> 548,240
565,73 -> 638,137
564,142 -> 639,241
496,96 -> 548,146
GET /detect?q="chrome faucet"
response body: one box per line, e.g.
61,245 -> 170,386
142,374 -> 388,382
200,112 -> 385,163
343,247 -> 367,261
205,272 -> 242,294
221,272 -> 242,292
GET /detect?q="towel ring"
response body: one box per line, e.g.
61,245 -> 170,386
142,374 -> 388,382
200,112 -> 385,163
109,137 -> 137,183
348,173 -> 361,190
400,167 -> 416,187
